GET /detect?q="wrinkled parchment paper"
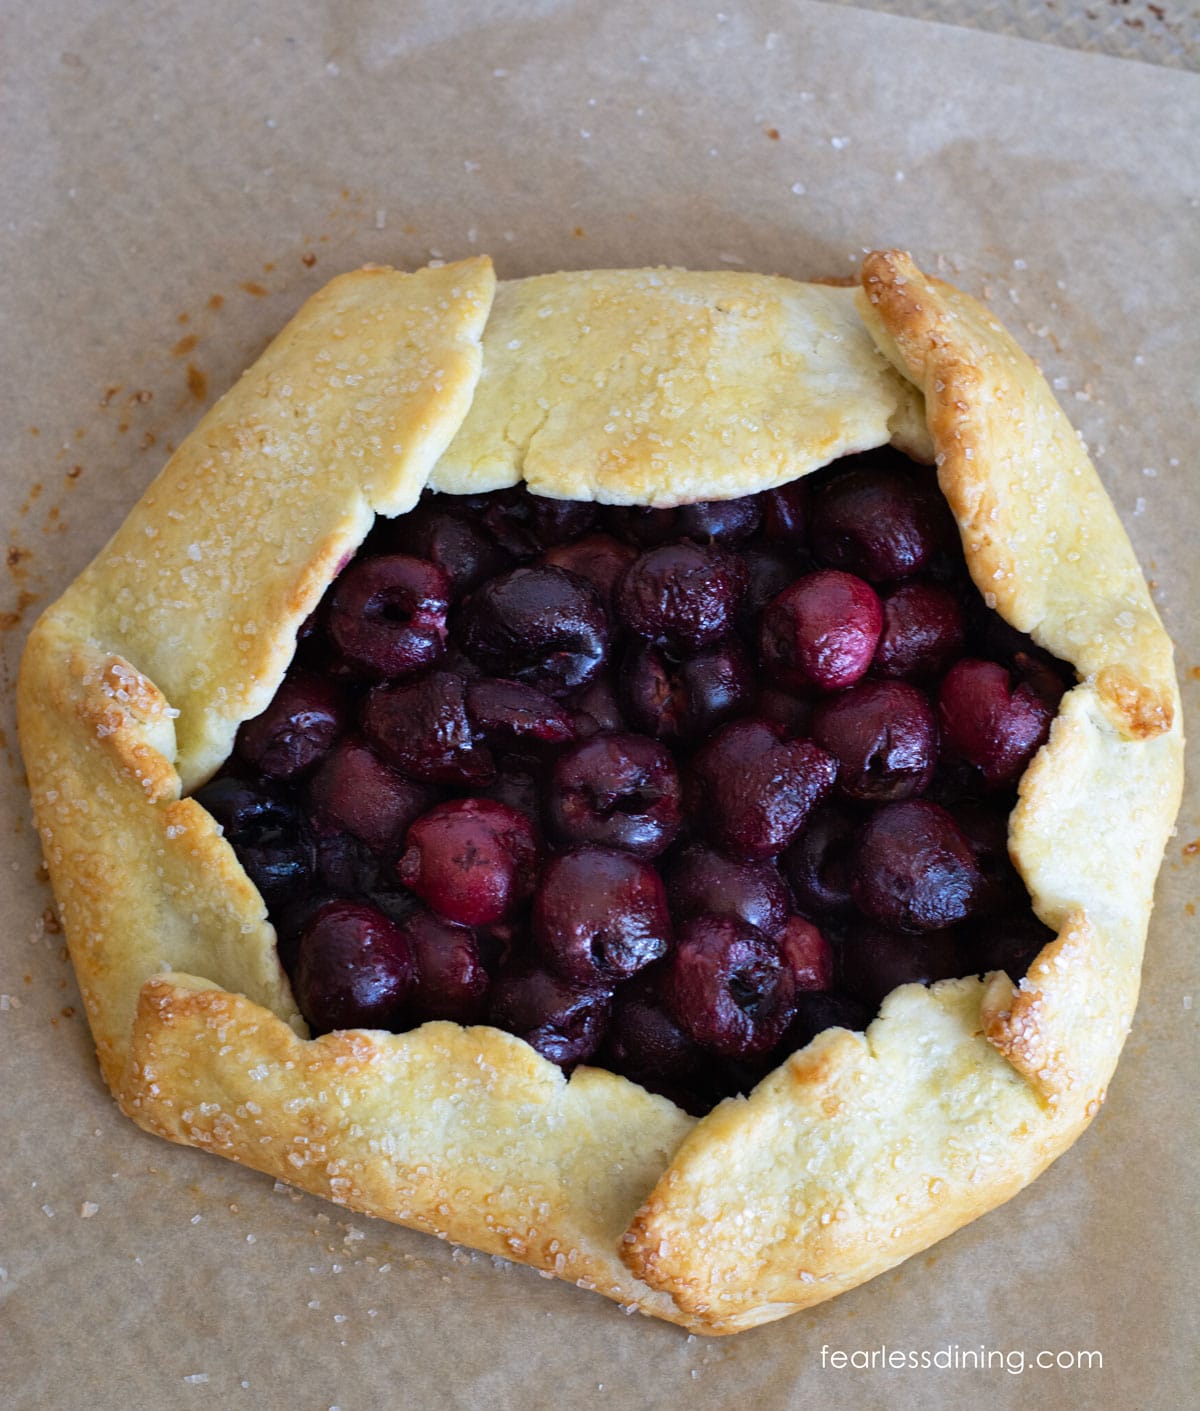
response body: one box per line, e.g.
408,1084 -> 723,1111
2,3 -> 1197,1407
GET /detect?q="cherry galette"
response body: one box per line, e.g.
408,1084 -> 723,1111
22,253 -> 1179,1333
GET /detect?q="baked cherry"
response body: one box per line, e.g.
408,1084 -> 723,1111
852,800 -> 981,932
194,776 -> 314,910
548,733 -> 682,858
951,801 -> 1026,917
666,844 -> 790,939
755,686 -> 814,736
307,736 -> 431,855
487,964 -> 611,1069
602,505 -> 679,547
758,482 -> 808,546
401,910 -> 489,1023
621,639 -> 752,742
571,673 -> 628,735
541,533 -> 637,612
810,679 -> 937,802
328,554 -> 450,679
663,915 -> 796,1059
315,829 -> 384,895
465,677 -> 576,749
236,669 -> 345,780
690,718 -> 838,860
809,458 -> 951,582
737,546 -> 798,631
378,499 -> 510,600
938,658 -> 1056,788
293,899 -> 416,1034
616,542 -> 747,651
397,798 -> 537,927
776,916 -> 834,991
782,804 -> 857,917
363,670 -> 494,786
602,970 -> 713,1110
481,485 -> 597,557
459,565 -> 609,697
673,497 -> 762,544
534,846 -> 671,986
479,766 -> 544,834
760,570 -> 882,692
838,920 -> 961,1009
873,581 -> 966,680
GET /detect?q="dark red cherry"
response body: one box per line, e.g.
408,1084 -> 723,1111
951,801 -> 1026,917
194,776 -> 314,911
541,533 -> 637,612
616,542 -> 747,651
776,916 -> 834,991
479,766 -> 544,835
602,970 -> 713,1110
481,485 -> 597,557
666,844 -> 790,939
838,920 -> 961,1009
873,581 -> 966,680
758,481 -> 809,546
601,505 -> 679,547
737,546 -> 799,632
397,798 -> 537,927
459,565 -> 609,697
570,673 -> 628,735
307,737 -> 431,855
663,916 -> 796,1059
673,497 -> 761,544
690,718 -> 838,860
315,829 -> 385,895
810,679 -> 937,802
465,677 -> 576,748
487,965 -> 611,1069
401,910 -> 489,1023
851,800 -> 981,932
293,899 -> 416,1034
328,554 -> 450,679
534,846 -> 672,986
809,458 -> 952,582
621,639 -> 753,742
782,804 -> 857,917
377,500 -> 510,600
235,670 -> 345,780
755,686 -> 814,736
363,670 -> 494,786
938,658 -> 1056,788
548,733 -> 682,858
760,570 -> 882,692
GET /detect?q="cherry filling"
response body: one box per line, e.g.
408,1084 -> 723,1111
196,448 -> 1064,1114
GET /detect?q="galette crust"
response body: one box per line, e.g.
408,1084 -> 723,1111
430,267 -> 933,502
18,252 -> 1182,1334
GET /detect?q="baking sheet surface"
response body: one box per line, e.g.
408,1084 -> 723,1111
2,4 -> 1197,1407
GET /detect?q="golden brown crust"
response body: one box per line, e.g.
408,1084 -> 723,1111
855,249 -> 1174,741
431,268 -> 932,503
17,253 -> 1182,1334
122,975 -> 696,1327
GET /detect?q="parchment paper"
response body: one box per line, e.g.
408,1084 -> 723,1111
2,4 -> 1197,1408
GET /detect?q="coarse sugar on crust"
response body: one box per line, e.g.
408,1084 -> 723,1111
18,251 -> 1182,1333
